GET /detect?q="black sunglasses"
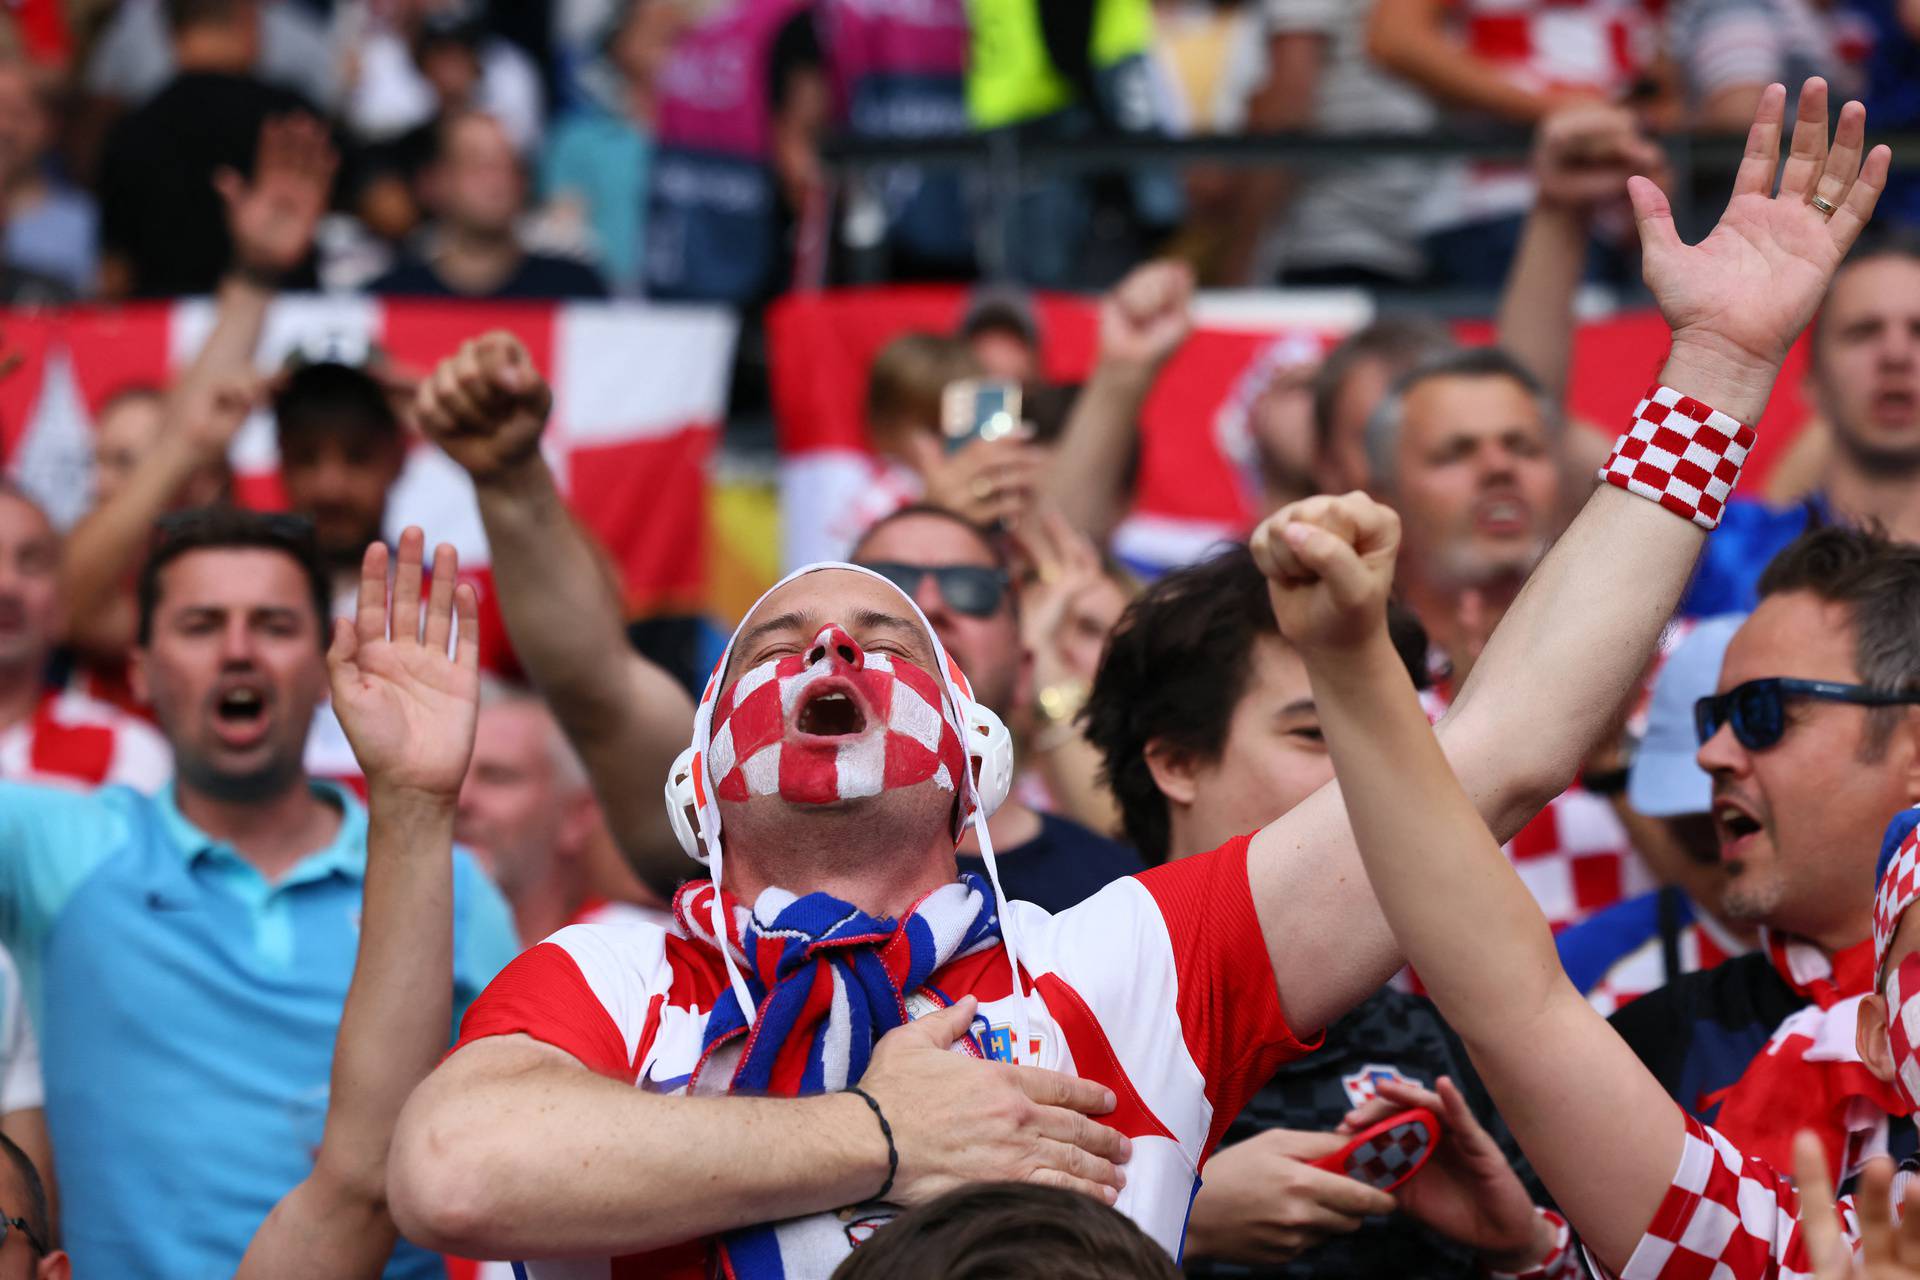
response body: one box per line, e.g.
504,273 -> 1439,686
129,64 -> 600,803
859,562 -> 1010,619
0,1213 -> 46,1256
1694,677 -> 1920,751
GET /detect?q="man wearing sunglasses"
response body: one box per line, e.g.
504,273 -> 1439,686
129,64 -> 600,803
1606,522 -> 1920,1179
852,505 -> 1144,912
0,1133 -> 61,1280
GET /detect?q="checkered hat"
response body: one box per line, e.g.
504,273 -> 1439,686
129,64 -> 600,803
1872,807 -> 1920,985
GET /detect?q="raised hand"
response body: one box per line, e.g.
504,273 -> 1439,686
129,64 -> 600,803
1098,259 -> 1194,372
1534,102 -> 1665,212
1250,492 -> 1401,655
919,434 -> 1046,529
414,331 -> 554,482
1631,79 -> 1891,389
327,528 -> 481,800
1013,509 -> 1109,691
1338,1077 -> 1551,1270
860,998 -> 1131,1206
216,113 -> 338,280
1797,1131 -> 1920,1278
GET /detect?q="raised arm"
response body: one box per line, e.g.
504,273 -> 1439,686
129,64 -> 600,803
389,1002 -> 1129,1257
1496,103 -> 1664,405
1255,490 -> 1683,1269
237,528 -> 481,1280
62,377 -> 251,657
1040,261 -> 1192,545
414,333 -> 697,899
1251,81 -> 1890,1036
1367,0 -> 1566,124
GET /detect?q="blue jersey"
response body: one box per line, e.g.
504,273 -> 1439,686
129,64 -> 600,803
1678,496 -> 1823,618
0,780 -> 519,1280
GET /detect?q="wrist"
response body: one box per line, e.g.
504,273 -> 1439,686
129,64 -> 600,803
366,780 -> 460,822
472,452 -> 558,501
834,1089 -> 897,1203
1660,335 -> 1780,427
1484,1208 -> 1572,1279
1092,352 -> 1160,395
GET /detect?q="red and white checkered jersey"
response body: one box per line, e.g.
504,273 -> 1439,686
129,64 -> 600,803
1586,916 -> 1743,1017
452,834 -> 1312,1278
0,688 -> 170,793
1459,0 -> 1660,98
1421,686 -> 1652,933
1604,1110 -> 1885,1279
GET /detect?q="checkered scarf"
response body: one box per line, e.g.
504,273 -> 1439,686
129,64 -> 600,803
1704,931 -> 1896,1182
671,873 -> 1002,1278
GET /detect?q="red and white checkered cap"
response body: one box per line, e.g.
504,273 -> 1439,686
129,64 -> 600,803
1598,385 -> 1757,531
1874,818 -> 1920,985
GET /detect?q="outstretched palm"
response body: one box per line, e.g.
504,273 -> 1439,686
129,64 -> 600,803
216,113 -> 338,277
327,528 -> 480,798
1634,80 -> 1891,374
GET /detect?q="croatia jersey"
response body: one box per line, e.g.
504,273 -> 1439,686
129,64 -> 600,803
453,834 -> 1313,1276
0,687 -> 169,792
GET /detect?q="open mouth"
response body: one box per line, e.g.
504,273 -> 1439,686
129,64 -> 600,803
794,686 -> 868,737
1714,802 -> 1763,867
217,688 -> 266,724
1472,495 -> 1531,537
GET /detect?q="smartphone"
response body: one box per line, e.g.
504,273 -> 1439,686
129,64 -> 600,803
940,379 -> 1023,454
1308,1106 -> 1439,1194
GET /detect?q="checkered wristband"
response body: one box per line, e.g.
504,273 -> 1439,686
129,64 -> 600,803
1598,385 -> 1757,530
1485,1209 -> 1576,1280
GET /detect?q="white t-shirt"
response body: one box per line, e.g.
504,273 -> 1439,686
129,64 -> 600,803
0,947 -> 42,1116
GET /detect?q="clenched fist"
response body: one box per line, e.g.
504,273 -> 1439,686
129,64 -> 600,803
1251,492 -> 1401,654
414,331 -> 554,481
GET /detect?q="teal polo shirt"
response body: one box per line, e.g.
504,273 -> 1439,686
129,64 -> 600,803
0,779 -> 519,1280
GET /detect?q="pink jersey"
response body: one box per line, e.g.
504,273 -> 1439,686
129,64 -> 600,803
452,835 -> 1311,1277
0,687 -> 169,792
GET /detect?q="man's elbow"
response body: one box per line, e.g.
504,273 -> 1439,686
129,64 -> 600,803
387,1100 -> 506,1254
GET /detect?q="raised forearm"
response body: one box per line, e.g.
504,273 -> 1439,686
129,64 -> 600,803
62,430 -> 217,641
1309,626 -> 1684,1275
472,458 -> 696,892
390,1041 -> 887,1257
318,786 -> 454,1202
1496,204 -> 1588,404
1042,359 -> 1156,543
178,275 -> 272,393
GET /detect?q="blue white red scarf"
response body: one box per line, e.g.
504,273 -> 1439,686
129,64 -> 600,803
671,873 -> 1004,1277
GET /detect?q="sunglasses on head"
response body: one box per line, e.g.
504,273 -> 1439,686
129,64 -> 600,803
1694,677 -> 1920,751
859,562 -> 1009,619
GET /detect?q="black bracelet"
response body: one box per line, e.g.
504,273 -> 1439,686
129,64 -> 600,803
846,1086 -> 897,1202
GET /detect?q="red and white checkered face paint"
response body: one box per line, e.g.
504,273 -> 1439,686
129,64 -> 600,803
1886,953 -> 1920,1115
707,624 -> 969,808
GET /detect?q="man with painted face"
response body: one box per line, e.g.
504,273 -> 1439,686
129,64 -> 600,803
851,505 -> 1142,913
390,82 -> 1881,1276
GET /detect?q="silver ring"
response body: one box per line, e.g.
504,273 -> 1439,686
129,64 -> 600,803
1810,194 -> 1838,218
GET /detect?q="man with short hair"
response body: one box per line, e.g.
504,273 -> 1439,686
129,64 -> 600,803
1307,315 -> 1457,497
852,505 -> 1142,913
1365,346 -> 1647,933
460,679 -> 671,943
0,1132 -> 65,1280
369,110 -> 607,301
273,358 -> 408,602
1610,524 -> 1920,1177
1685,235 -> 1920,615
389,91 -> 1862,1269
0,484 -> 169,790
0,508 -> 517,1278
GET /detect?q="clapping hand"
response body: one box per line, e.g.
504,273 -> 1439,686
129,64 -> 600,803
327,528 -> 481,802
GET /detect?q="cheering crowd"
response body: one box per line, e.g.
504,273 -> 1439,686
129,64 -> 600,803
9,2 -> 1920,1280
